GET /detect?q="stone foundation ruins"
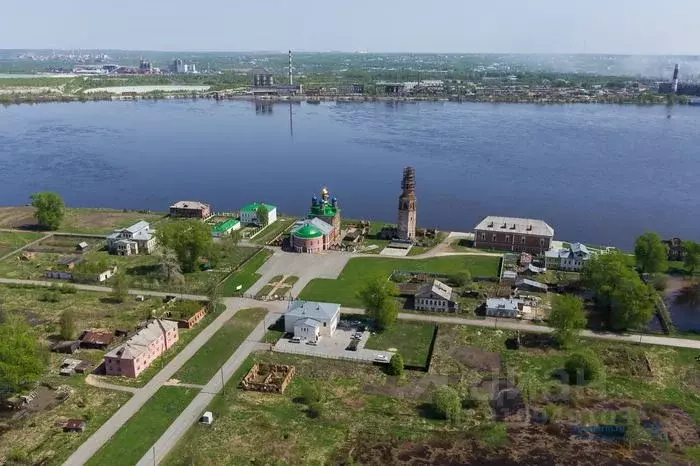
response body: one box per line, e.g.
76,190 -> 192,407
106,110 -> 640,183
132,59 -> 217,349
241,363 -> 296,394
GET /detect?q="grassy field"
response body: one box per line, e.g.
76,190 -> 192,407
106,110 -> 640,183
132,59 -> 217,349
0,230 -> 46,256
86,245 -> 261,295
0,370 -> 132,466
87,386 -> 199,466
300,255 -> 500,307
173,308 -> 267,384
250,218 -> 296,245
365,321 -> 436,367
161,321 -> 700,465
220,248 -> 273,296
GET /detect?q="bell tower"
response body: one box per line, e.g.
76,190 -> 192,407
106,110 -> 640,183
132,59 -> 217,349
397,167 -> 417,241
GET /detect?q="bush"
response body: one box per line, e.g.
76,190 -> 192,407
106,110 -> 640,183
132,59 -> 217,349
59,283 -> 78,294
448,271 -> 472,287
388,353 -> 404,376
7,447 -> 30,464
390,272 -> 409,283
432,385 -> 462,421
300,382 -> 322,405
564,351 -> 603,385
651,274 -> 668,293
40,290 -> 61,303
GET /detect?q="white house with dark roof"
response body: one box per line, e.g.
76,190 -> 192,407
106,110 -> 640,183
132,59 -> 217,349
544,242 -> 591,271
107,221 -> 157,255
284,300 -> 340,340
414,279 -> 460,312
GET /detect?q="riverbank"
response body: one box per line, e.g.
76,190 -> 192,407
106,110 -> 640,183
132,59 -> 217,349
0,90 -> 690,107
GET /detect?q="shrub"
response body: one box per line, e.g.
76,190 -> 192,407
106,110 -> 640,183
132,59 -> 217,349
307,402 -> 323,419
388,353 -> 404,376
300,382 -> 322,405
59,283 -> 78,294
564,351 -> 603,385
449,271 -> 472,287
40,290 -> 61,303
651,274 -> 668,293
432,385 -> 462,421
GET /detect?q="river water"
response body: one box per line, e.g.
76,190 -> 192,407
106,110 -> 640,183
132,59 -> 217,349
1,100 -> 699,250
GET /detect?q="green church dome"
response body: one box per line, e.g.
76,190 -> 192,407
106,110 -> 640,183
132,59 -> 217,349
293,224 -> 323,239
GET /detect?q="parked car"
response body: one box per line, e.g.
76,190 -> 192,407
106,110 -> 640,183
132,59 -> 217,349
346,340 -> 359,351
291,336 -> 305,344
374,355 -> 389,362
306,340 -> 318,346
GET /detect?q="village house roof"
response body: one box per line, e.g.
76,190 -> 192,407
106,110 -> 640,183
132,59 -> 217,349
212,218 -> 240,233
474,216 -> 554,237
105,319 -> 178,360
240,202 -> 276,213
486,298 -> 523,312
80,331 -> 114,346
125,221 -> 150,234
286,301 -> 340,322
515,278 -> 548,291
416,279 -> 455,301
295,318 -> 321,328
170,201 -> 210,210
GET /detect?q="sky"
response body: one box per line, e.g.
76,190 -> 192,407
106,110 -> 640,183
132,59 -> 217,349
3,0 -> 699,54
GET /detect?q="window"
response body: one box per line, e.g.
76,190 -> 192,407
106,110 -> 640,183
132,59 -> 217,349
492,234 -> 497,241
481,233 -> 486,240
323,322 -> 327,327
505,235 -> 511,242
539,238 -> 545,246
521,237 -> 526,244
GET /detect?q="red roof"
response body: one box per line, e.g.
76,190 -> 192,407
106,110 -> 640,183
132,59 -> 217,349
80,331 -> 114,345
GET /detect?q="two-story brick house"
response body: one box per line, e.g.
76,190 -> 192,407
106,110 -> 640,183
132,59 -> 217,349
474,216 -> 554,254
103,319 -> 179,378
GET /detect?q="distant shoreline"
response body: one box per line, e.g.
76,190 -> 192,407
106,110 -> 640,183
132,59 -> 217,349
0,92 -> 690,107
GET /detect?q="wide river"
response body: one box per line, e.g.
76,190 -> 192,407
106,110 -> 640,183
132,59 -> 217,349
1,100 -> 699,249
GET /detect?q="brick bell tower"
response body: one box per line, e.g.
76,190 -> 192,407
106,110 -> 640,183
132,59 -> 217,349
397,167 -> 417,241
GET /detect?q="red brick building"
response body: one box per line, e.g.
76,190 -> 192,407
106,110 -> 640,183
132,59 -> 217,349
473,216 -> 554,254
169,200 -> 211,219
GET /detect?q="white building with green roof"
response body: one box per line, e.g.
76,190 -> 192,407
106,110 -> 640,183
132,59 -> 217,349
211,218 -> 241,238
239,202 -> 277,226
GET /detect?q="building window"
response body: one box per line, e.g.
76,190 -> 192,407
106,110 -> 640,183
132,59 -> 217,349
521,237 -> 526,244
539,238 -> 545,246
492,234 -> 497,241
323,322 -> 327,327
481,233 -> 486,240
505,235 -> 510,242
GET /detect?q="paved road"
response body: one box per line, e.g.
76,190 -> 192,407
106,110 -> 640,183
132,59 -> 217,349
135,304 -> 287,466
0,277 -> 207,301
62,298 -> 262,466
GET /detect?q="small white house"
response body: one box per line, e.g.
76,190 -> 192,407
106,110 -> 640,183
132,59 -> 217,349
284,301 -> 340,341
485,298 -> 529,319
211,219 -> 241,238
106,221 -> 157,255
545,242 -> 591,272
239,203 -> 277,226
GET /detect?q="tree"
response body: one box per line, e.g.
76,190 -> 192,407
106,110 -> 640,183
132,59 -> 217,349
388,353 -> 404,376
609,279 -> 656,331
30,191 -> 65,230
207,285 -> 222,313
683,240 -> 700,276
634,232 -> 668,274
548,294 -> 587,348
256,204 -> 270,227
110,273 -> 129,303
0,315 -> 47,398
158,248 -> 184,285
582,252 -> 656,331
432,385 -> 461,421
156,220 -> 213,273
357,277 -> 398,331
59,309 -> 76,340
564,351 -> 603,385
449,271 -> 472,288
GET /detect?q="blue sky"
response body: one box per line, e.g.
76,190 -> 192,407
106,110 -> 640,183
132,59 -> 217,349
3,0 -> 697,53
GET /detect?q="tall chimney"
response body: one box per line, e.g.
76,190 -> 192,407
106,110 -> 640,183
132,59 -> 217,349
672,64 -> 679,94
289,50 -> 293,86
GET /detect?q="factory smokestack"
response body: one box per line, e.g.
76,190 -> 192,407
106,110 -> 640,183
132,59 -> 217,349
288,50 -> 293,86
672,64 -> 679,94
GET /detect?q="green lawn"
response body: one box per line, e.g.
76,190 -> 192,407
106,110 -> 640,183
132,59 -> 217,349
173,308 -> 267,384
251,218 -> 296,245
221,248 -> 273,296
59,208 -> 167,234
365,321 -> 436,367
0,230 -> 46,256
300,255 -> 500,307
87,386 -> 198,466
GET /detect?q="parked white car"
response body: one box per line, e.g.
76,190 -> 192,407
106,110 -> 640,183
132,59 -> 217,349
374,355 -> 389,362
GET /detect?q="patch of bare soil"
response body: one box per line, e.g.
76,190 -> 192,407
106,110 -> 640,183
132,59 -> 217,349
347,424 -> 685,466
452,347 -> 502,372
364,375 -> 460,400
0,207 -> 36,229
600,347 -> 653,378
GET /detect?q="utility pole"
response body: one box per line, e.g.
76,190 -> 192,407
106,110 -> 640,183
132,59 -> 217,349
152,446 -> 156,466
220,367 -> 225,395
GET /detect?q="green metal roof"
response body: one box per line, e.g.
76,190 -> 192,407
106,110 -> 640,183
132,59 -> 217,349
240,202 -> 276,213
308,204 -> 338,217
292,223 -> 323,239
212,218 -> 239,233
